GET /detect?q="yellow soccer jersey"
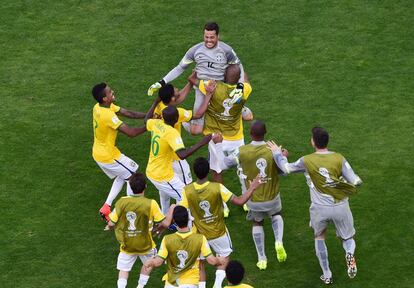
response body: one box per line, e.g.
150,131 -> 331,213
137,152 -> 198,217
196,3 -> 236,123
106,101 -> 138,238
180,182 -> 233,208
199,81 -> 252,141
146,119 -> 185,181
158,231 -> 212,285
153,102 -> 193,136
109,196 -> 165,254
92,103 -> 123,163
224,284 -> 254,288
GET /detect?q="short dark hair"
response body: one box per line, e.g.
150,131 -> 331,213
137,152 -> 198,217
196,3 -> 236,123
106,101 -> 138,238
193,157 -> 210,179
204,22 -> 219,35
92,83 -> 107,103
250,120 -> 267,139
162,105 -> 179,126
128,172 -> 147,194
158,84 -> 175,105
173,206 -> 188,228
312,126 -> 329,149
225,260 -> 245,285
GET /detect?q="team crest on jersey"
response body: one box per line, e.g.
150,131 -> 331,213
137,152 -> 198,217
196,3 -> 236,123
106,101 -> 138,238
221,98 -> 234,117
126,211 -> 137,231
216,52 -> 225,63
199,200 -> 213,218
112,116 -> 119,124
176,250 -> 188,269
256,158 -> 268,177
319,167 -> 337,187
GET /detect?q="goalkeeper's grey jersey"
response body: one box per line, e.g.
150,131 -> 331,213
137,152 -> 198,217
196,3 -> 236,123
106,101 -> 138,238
273,151 -> 362,206
163,41 -> 243,83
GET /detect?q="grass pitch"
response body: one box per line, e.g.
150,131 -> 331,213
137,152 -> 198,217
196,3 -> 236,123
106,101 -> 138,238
1,1 -> 413,287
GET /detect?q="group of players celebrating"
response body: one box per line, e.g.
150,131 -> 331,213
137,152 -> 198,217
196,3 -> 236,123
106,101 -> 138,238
91,22 -> 363,288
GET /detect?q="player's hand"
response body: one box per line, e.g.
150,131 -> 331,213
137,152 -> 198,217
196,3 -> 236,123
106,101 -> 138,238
205,80 -> 217,96
266,140 -> 282,154
216,256 -> 227,266
249,174 -> 264,190
228,82 -> 244,104
282,148 -> 289,157
187,70 -> 198,86
147,81 -> 162,96
212,132 -> 223,144
201,134 -> 213,145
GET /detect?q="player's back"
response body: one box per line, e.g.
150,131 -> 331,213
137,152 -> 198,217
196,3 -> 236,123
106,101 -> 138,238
92,103 -> 122,163
153,102 -> 192,136
190,41 -> 237,81
145,119 -> 184,181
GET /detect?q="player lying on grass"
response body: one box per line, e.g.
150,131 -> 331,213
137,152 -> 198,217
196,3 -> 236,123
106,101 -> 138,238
145,71 -> 216,185
144,105 -> 222,215
138,206 -> 225,288
91,83 -> 147,222
105,172 -> 175,288
179,157 -> 263,287
147,22 -> 252,135
269,126 -> 363,285
219,120 -> 287,270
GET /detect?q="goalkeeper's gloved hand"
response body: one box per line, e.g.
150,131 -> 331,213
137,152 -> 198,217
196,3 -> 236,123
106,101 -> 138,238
229,82 -> 244,104
147,80 -> 166,96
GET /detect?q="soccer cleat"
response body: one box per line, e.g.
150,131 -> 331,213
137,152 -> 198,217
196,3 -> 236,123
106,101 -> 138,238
243,204 -> 249,212
99,203 -> 111,223
346,253 -> 357,278
223,207 -> 230,218
256,260 -> 267,270
320,275 -> 333,285
275,242 -> 287,262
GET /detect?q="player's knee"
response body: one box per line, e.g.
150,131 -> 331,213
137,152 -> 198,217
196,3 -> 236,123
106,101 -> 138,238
190,125 -> 203,135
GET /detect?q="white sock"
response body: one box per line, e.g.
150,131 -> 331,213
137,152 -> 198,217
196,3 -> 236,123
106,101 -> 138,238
271,214 -> 284,243
198,281 -> 206,288
105,176 -> 125,205
126,180 -> 133,196
252,226 -> 266,261
137,274 -> 149,287
315,239 -> 332,278
342,238 -> 356,255
214,269 -> 226,288
117,278 -> 127,288
182,121 -> 191,133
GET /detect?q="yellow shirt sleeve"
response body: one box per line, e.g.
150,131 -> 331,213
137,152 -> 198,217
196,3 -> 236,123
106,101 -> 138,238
178,108 -> 193,123
166,129 -> 185,152
109,207 -> 119,223
106,110 -> 123,130
243,82 -> 252,100
151,200 -> 165,223
179,190 -> 189,208
219,184 -> 234,203
110,103 -> 121,113
201,235 -> 212,257
198,80 -> 209,95
146,119 -> 154,132
158,237 -> 168,259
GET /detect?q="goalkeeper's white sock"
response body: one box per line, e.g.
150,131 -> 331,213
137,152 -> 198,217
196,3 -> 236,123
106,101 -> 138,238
198,281 -> 206,288
252,226 -> 266,261
213,269 -> 226,288
117,278 -> 127,288
315,239 -> 332,279
126,180 -> 133,196
105,176 -> 125,205
271,214 -> 284,243
137,274 -> 149,288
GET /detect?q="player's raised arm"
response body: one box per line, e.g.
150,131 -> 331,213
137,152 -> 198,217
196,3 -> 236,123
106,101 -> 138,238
267,140 -> 306,174
117,107 -> 146,119
175,133 -> 213,160
192,80 -> 216,120
341,159 -> 363,186
144,97 -> 162,123
118,123 -> 147,138
230,174 -> 263,206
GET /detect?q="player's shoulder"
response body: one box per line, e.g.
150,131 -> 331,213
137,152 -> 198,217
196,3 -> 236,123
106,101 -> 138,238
217,41 -> 235,53
188,42 -> 205,53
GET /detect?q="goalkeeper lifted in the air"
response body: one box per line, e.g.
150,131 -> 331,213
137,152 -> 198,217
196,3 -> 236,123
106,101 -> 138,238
148,22 -> 253,135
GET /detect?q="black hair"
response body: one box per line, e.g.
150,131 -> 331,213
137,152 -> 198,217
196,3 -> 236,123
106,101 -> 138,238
173,206 -> 189,228
193,157 -> 210,180
162,105 -> 179,126
312,126 -> 329,149
158,84 -> 175,105
128,172 -> 147,194
204,22 -> 219,35
225,260 -> 245,285
250,120 -> 267,139
92,83 -> 107,103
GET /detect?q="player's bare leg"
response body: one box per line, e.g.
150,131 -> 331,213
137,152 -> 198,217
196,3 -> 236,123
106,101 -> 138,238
252,221 -> 267,270
199,260 -> 206,288
315,230 -> 333,284
117,271 -> 128,288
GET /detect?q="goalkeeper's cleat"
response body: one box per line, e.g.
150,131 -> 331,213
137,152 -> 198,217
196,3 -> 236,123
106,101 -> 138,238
320,275 -> 333,285
346,253 -> 357,278
147,82 -> 162,96
275,242 -> 287,262
223,206 -> 230,218
99,203 -> 111,223
256,260 -> 267,270
243,204 -> 249,212
242,106 -> 253,121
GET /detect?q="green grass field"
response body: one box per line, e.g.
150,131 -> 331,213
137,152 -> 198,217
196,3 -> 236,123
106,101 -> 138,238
2,0 -> 413,287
